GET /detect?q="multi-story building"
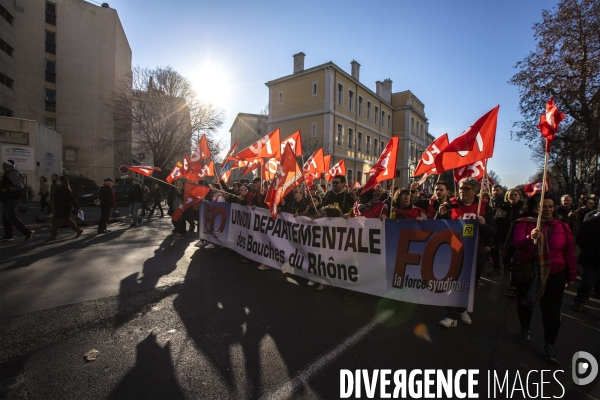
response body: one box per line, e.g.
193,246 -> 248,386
0,0 -> 131,186
228,112 -> 267,181
264,52 -> 434,189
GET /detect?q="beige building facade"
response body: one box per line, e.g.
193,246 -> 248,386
264,52 -> 434,189
0,0 -> 131,185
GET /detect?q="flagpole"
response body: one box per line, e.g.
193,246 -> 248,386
477,159 -> 488,216
534,140 -> 550,244
453,169 -> 457,195
145,175 -> 177,188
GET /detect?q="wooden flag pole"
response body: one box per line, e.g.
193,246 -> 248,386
300,155 -> 317,210
452,169 -> 457,196
477,159 -> 488,216
534,140 -> 550,244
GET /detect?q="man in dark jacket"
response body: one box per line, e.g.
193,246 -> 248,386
247,177 -> 267,209
435,177 -> 496,328
572,212 -> 600,311
1,160 -> 33,241
128,179 -> 144,227
98,178 -> 117,233
149,184 -> 164,217
323,175 -> 352,215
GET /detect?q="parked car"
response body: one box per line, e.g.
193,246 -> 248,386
77,185 -> 134,206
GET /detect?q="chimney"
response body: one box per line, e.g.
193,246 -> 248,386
351,60 -> 360,81
376,79 -> 392,103
293,52 -> 305,74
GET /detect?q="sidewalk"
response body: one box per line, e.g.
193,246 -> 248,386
0,203 -> 166,232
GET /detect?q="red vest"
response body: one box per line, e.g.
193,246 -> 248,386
449,197 -> 486,220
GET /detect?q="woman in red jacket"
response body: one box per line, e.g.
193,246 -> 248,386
511,194 -> 576,364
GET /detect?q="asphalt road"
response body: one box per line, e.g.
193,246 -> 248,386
1,219 -> 599,399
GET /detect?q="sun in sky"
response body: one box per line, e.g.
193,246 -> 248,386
189,61 -> 232,107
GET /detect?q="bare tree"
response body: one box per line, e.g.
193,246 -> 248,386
508,0 -> 599,154
111,66 -> 225,170
487,170 -> 502,186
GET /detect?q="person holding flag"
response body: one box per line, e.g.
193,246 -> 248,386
436,177 -> 496,328
322,175 -> 352,215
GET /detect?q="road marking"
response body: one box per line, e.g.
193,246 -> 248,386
260,309 -> 395,400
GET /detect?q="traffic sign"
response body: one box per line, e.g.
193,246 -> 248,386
119,165 -> 130,174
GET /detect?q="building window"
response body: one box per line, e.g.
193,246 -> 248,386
45,89 -> 56,111
45,118 -> 56,129
46,2 -> 57,25
366,135 -> 371,154
374,106 -> 379,124
348,128 -> 353,149
388,115 -> 391,130
0,73 -> 13,89
374,138 -> 378,155
257,129 -> 262,136
381,111 -> 385,127
0,130 -> 28,144
421,125 -> 424,137
312,82 -> 317,97
411,118 -> 414,134
45,31 -> 56,54
348,90 -> 354,111
357,132 -> 362,152
0,106 -> 14,117
311,122 -> 317,138
337,124 -> 343,146
358,96 -> 363,116
278,91 -> 283,104
347,169 -> 353,184
357,170 -> 362,184
416,121 -> 419,137
65,149 -> 77,162
0,38 -> 13,57
45,60 -> 56,83
381,141 -> 385,153
337,83 -> 343,106
0,4 -> 13,24
367,101 -> 371,120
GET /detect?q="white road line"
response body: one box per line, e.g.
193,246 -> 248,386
260,309 -> 395,400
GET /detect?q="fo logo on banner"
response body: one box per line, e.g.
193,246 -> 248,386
463,224 -> 474,237
572,351 -> 598,386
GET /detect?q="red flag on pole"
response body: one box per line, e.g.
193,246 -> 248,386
302,148 -> 326,176
235,129 -> 280,160
453,160 -> 487,182
362,137 -> 399,192
172,183 -> 211,221
434,106 -> 499,173
279,130 -> 303,157
414,134 -> 449,177
265,144 -> 303,219
325,159 -> 346,183
262,158 -> 280,181
537,98 -> 565,152
221,139 -> 239,168
354,180 -> 362,189
188,161 -> 215,181
523,178 -> 551,197
125,165 -> 161,177
166,162 -> 184,183
239,158 -> 262,176
190,135 -> 211,169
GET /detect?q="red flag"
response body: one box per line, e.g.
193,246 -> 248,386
302,148 -> 326,176
265,144 -> 303,219
190,135 -> 211,170
453,160 -> 486,182
220,169 -> 232,184
354,180 -> 362,189
362,137 -> 399,192
279,130 -> 303,157
125,165 -> 161,177
166,162 -> 184,184
435,106 -> 499,173
239,158 -> 262,176
414,134 -> 449,176
523,178 -> 550,197
188,161 -> 215,181
537,98 -> 565,152
325,159 -> 346,183
311,154 -> 332,181
235,129 -> 280,160
263,158 -> 280,181
172,183 -> 211,221
221,139 -> 239,168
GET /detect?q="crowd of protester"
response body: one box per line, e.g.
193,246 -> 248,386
2,157 -> 599,364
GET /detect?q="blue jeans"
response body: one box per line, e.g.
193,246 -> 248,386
575,266 -> 600,305
2,198 -> 31,237
128,202 -> 141,226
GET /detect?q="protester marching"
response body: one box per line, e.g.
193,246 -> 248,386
2,98 -> 599,367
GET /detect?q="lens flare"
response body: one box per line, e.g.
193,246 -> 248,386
413,323 -> 432,343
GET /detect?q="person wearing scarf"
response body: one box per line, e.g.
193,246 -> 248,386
511,194 -> 576,364
390,189 -> 427,220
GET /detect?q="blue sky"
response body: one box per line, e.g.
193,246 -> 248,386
104,0 -> 560,188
